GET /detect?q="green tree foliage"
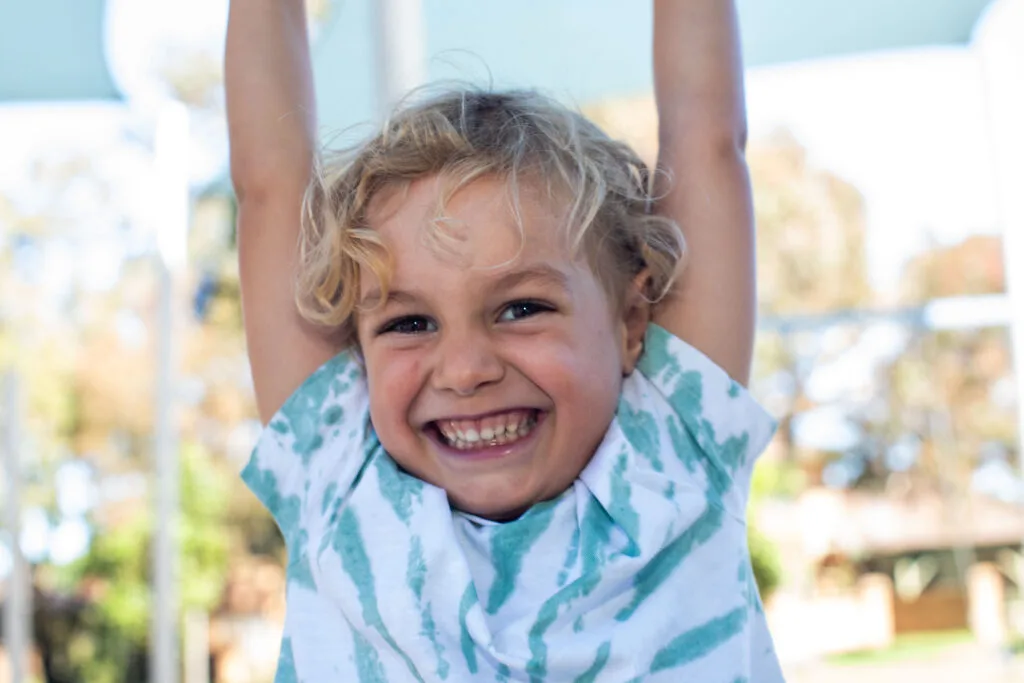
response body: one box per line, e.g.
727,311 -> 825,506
747,131 -> 875,480
2,145 -> 259,680
847,236 -> 1014,495
46,444 -> 231,683
748,524 -> 783,599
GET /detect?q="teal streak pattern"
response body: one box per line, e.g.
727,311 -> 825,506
573,641 -> 612,683
458,583 -> 479,674
526,498 -> 613,679
275,637 -> 298,683
334,507 -> 425,682
615,502 -> 724,622
486,502 -> 556,614
649,607 -> 747,673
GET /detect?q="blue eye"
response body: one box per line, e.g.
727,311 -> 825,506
498,301 -> 553,322
379,316 -> 437,335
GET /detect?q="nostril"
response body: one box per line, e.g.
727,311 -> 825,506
432,343 -> 505,395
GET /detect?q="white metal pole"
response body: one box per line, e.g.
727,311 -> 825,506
151,101 -> 190,683
975,0 -> 1024,489
373,0 -> 426,121
2,371 -> 29,683
975,0 -> 1024,635
183,609 -> 210,683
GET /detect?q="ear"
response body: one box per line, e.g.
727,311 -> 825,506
619,269 -> 652,376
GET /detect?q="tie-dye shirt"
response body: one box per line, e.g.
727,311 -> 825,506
243,324 -> 786,682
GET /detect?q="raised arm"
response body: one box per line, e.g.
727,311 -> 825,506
651,0 -> 756,385
226,0 -> 340,423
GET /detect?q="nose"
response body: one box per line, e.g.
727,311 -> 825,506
431,326 -> 505,396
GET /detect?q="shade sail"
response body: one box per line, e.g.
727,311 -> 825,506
311,0 -> 995,133
0,0 -> 994,120
0,0 -> 121,102
739,0 -> 993,66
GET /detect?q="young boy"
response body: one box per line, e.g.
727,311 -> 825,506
226,1 -> 785,680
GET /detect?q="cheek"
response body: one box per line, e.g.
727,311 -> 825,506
513,326 -> 621,416
366,351 -> 423,434
562,304 -> 625,414
571,298 -> 625,379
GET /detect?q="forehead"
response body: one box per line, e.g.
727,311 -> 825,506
367,174 -> 572,274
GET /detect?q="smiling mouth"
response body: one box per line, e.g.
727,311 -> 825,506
429,409 -> 540,451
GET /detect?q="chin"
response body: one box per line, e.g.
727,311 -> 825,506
448,489 -> 536,522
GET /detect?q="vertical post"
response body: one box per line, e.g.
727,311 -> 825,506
976,0 -> 1024,623
372,0 -> 426,120
183,610 -> 210,683
151,101 -> 189,683
2,371 -> 29,683
977,0 -> 1024,464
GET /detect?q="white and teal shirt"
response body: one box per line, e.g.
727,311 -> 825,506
243,324 -> 786,682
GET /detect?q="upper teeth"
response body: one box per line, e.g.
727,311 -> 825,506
436,411 -> 537,449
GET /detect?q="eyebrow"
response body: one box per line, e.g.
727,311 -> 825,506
359,286 -> 416,310
493,263 -> 572,294
359,263 -> 572,310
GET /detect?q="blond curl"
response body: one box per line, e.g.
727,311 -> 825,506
296,87 -> 686,348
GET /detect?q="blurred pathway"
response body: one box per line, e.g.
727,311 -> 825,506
783,643 -> 1024,683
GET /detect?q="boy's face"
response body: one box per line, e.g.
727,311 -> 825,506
357,175 -> 646,520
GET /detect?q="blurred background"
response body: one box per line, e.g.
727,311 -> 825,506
0,0 -> 1022,681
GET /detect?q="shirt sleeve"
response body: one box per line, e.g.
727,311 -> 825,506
637,323 -> 776,517
240,351 -> 372,550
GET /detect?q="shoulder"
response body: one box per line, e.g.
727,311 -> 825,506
632,323 -> 776,511
264,351 -> 368,457
242,350 -> 372,542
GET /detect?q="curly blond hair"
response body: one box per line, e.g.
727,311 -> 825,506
297,88 -> 685,348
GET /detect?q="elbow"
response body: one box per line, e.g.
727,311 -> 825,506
230,150 -> 270,203
228,128 -> 316,204
658,121 -> 750,174
733,119 -> 749,154
230,168 -> 268,206
658,113 -> 749,161
706,125 -> 748,163
230,151 -> 277,203
230,153 -> 312,206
